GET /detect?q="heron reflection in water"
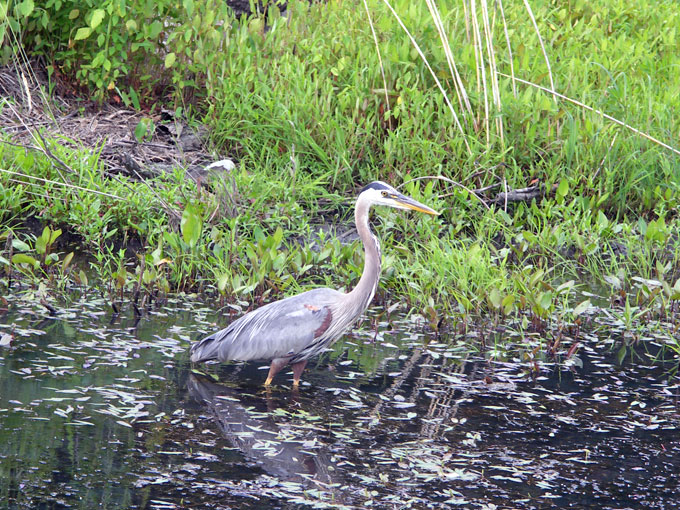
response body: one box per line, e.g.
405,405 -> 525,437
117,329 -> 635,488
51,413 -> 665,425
188,374 -> 342,488
190,181 -> 439,386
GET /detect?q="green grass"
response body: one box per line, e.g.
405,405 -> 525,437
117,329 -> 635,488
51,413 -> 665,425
200,0 -> 680,214
2,0 -> 680,324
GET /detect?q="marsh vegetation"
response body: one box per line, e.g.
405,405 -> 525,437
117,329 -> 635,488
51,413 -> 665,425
1,0 -> 679,507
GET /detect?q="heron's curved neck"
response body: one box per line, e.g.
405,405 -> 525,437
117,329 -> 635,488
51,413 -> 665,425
346,197 -> 381,311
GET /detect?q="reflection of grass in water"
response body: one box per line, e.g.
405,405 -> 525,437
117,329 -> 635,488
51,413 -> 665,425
0,322 -> 154,508
14,378 -> 154,503
1,294 -> 679,508
1,0 -> 680,326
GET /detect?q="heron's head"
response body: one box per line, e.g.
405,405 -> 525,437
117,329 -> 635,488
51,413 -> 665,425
359,181 -> 440,215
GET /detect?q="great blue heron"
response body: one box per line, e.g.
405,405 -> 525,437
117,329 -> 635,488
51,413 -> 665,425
190,181 -> 439,386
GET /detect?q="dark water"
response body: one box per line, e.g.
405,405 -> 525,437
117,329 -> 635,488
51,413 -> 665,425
1,291 -> 679,509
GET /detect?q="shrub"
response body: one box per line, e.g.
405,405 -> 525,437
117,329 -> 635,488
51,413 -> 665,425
4,0 -> 235,104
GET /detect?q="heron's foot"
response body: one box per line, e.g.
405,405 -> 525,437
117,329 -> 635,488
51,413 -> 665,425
265,357 -> 289,387
291,359 -> 308,387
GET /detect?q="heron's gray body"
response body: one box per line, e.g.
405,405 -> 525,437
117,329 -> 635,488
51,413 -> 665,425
189,181 -> 438,386
191,288 -> 352,364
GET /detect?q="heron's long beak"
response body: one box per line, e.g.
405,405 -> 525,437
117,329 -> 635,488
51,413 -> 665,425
395,194 -> 440,216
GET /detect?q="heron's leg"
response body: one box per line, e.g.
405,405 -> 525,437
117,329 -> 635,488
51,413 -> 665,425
291,360 -> 308,387
264,358 -> 289,386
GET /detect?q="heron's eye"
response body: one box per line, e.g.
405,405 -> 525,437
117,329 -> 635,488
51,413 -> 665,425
381,191 -> 388,197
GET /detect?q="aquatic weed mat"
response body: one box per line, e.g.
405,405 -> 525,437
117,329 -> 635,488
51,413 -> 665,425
0,291 -> 678,509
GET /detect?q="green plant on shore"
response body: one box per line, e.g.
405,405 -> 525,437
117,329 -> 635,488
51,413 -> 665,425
4,0 -> 234,105
1,226 -> 74,288
1,0 -> 680,333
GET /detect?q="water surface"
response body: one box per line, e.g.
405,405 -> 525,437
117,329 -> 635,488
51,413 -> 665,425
1,291 -> 678,509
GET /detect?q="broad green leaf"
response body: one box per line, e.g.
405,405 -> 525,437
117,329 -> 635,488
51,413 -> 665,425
597,210 -> 609,229
74,27 -> 92,40
572,299 -> 591,317
272,226 -> 283,247
89,8 -> 105,29
49,228 -> 62,244
129,87 -> 140,110
12,253 -> 39,268
17,0 -> 34,17
272,253 -> 286,272
556,178 -> 569,198
164,52 -> 176,69
148,20 -> 162,39
644,221 -> 657,242
11,239 -> 30,251
134,117 -> 153,142
183,0 -> 195,16
637,217 -> 647,236
529,269 -> 545,287
555,280 -> 575,294
522,230 -> 537,244
91,51 -> 105,67
35,235 -> 47,255
62,252 -> 74,271
603,274 -> 621,289
151,245 -> 163,264
502,294 -> 516,315
616,345 -> 627,365
217,274 -> 229,293
181,204 -> 202,249
538,291 -> 553,311
488,287 -> 502,309
253,226 -> 265,244
78,269 -> 88,286
142,268 -> 156,284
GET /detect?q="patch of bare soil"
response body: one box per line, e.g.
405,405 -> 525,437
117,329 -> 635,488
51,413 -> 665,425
0,60 -> 227,183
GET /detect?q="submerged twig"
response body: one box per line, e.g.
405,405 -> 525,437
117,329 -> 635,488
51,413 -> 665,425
40,298 -> 58,316
368,346 -> 423,423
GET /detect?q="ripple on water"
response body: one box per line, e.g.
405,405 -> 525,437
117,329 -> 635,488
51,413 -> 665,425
0,293 -> 678,509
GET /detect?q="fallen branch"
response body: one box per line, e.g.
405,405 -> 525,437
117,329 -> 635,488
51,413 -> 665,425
490,183 -> 545,205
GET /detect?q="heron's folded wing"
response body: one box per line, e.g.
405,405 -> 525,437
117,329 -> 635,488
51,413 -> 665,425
190,290 -> 337,362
